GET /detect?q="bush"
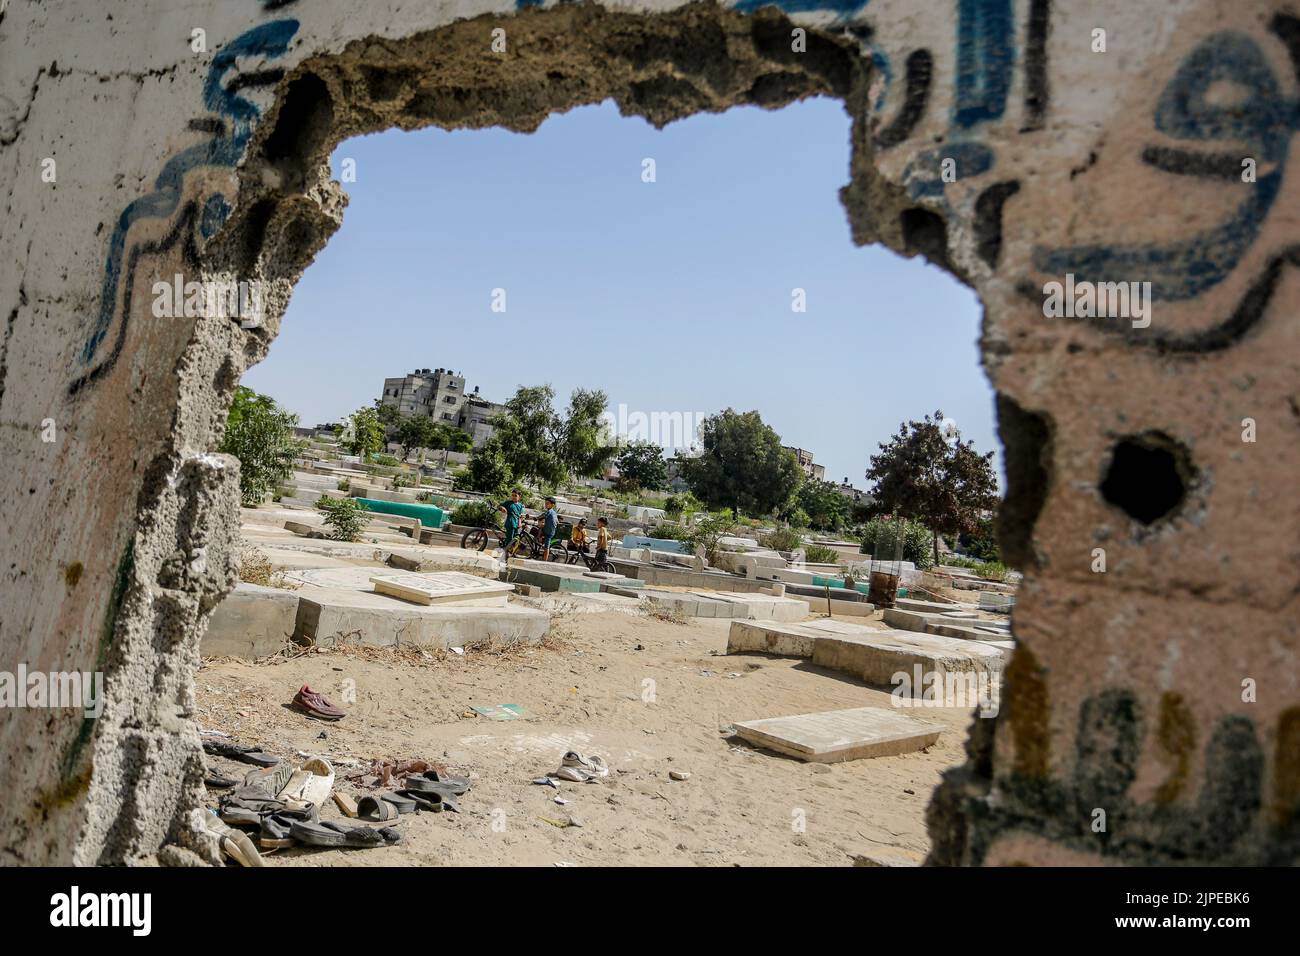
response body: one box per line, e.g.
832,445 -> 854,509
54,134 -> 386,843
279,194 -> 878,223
803,543 -> 841,565
451,500 -> 500,529
683,513 -> 732,565
219,387 -> 302,507
372,453 -> 401,467
317,497 -> 369,541
857,517 -> 934,570
647,523 -> 686,541
759,528 -> 803,552
942,555 -> 1010,581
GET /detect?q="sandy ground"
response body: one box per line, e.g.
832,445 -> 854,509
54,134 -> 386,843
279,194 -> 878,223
196,604 -> 975,867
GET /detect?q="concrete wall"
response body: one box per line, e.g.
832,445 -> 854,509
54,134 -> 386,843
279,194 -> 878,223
0,0 -> 1295,865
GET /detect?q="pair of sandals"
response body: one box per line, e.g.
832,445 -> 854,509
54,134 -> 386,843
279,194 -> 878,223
394,769 -> 471,813
290,819 -> 402,848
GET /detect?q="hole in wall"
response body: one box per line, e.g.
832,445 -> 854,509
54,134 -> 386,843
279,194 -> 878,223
1100,432 -> 1194,526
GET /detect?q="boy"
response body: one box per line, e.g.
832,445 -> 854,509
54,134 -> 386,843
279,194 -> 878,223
498,489 -> 524,554
595,516 -> 610,565
541,496 -> 559,561
570,518 -> 589,555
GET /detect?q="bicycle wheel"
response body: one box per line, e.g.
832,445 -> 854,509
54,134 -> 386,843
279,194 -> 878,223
548,543 -> 568,563
461,528 -> 489,551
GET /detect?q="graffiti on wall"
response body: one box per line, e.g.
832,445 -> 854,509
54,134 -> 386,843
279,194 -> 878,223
70,18 -> 300,395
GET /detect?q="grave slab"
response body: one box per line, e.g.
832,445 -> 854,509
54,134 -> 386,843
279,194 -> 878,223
732,706 -> 943,763
370,570 -> 512,606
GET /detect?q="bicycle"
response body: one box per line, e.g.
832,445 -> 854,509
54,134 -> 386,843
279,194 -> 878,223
561,540 -> 616,573
460,508 -> 534,559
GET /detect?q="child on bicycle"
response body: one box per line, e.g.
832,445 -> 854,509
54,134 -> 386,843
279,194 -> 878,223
498,489 -> 524,553
570,518 -> 589,555
595,516 -> 610,565
540,497 -> 559,561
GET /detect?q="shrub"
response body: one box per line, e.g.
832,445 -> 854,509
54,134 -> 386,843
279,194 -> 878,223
760,528 -> 803,552
317,497 -> 369,542
451,500 -> 500,529
219,387 -> 302,507
803,543 -> 841,565
647,523 -> 686,541
683,513 -> 732,565
857,517 -> 934,570
372,453 -> 400,467
337,478 -> 350,492
391,471 -> 415,490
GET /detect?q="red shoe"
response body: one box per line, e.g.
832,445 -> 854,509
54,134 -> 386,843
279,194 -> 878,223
291,684 -> 345,721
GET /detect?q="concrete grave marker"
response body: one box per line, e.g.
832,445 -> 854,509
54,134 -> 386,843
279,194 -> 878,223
732,706 -> 943,763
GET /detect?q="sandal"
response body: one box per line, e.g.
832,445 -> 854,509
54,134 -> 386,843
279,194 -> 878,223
357,795 -> 399,823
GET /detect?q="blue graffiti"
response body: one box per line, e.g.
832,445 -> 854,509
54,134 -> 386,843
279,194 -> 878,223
953,0 -> 1013,128
1035,32 -> 1298,301
904,142 -> 994,199
79,19 -> 299,367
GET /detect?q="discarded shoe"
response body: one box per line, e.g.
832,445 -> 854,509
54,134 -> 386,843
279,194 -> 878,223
279,756 -> 335,809
204,774 -> 238,790
551,751 -> 609,783
379,792 -> 418,814
290,685 -> 345,721
357,795 -> 399,823
398,788 -> 460,813
204,811 -> 265,867
202,740 -> 280,767
413,769 -> 471,795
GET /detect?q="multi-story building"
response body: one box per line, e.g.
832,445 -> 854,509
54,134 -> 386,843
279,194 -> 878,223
783,446 -> 826,482
379,368 -> 507,448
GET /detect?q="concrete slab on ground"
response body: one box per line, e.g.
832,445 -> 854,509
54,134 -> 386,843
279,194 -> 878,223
732,706 -> 943,763
727,619 -> 1007,688
294,586 -> 548,649
201,582 -> 299,659
503,561 -> 644,593
370,570 -> 513,606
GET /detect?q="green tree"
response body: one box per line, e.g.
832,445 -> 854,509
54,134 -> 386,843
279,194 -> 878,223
613,441 -> 668,493
677,409 -> 802,517
345,406 -> 385,461
396,415 -> 438,459
791,479 -> 851,531
219,387 -> 302,506
561,388 -> 616,479
459,434 -> 514,494
373,399 -> 403,443
864,410 -> 999,565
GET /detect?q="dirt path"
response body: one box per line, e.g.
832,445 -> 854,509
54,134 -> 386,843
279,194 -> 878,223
196,607 -> 972,866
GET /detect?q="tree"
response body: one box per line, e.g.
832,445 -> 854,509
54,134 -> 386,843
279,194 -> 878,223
372,399 -> 403,443
396,415 -> 439,459
864,410 -> 999,564
344,406 -> 385,461
219,386 -> 302,506
790,479 -> 851,531
459,434 -> 514,494
613,441 -> 668,493
560,388 -> 616,480
677,409 -> 802,517
487,384 -> 615,488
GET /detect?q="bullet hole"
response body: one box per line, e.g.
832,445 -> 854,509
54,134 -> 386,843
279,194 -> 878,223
1100,432 -> 1194,525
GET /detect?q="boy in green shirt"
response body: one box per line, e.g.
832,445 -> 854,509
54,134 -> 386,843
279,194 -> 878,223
498,489 -> 524,553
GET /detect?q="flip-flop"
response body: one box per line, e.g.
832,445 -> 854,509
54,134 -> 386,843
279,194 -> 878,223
379,792 -> 417,814
321,821 -> 385,848
202,741 -> 280,767
357,795 -> 399,822
413,770 -> 471,795
204,774 -> 237,790
397,788 -> 460,813
402,776 -> 465,797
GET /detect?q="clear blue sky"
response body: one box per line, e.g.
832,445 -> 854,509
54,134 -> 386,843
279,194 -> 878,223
242,96 -> 998,487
